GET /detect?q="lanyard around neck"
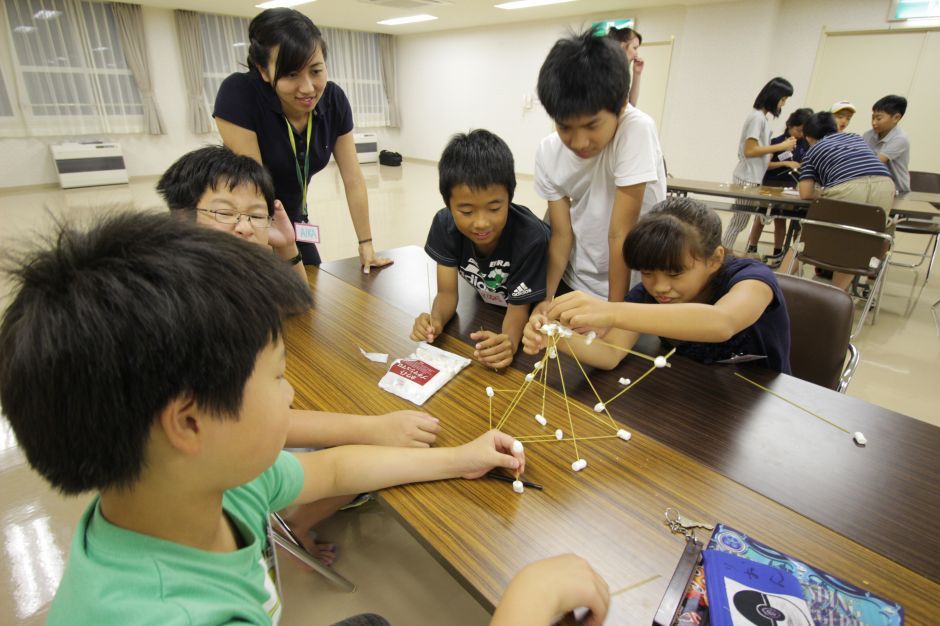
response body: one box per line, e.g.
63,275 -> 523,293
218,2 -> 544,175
285,111 -> 313,220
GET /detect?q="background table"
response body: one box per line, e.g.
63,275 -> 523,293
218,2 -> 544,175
321,247 -> 940,583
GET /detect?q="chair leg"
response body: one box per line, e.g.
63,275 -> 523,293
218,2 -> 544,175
270,512 -> 356,592
851,269 -> 886,339
925,233 -> 938,281
933,299 -> 940,336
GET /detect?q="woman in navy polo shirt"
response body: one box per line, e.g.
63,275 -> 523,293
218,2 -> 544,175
214,8 -> 391,270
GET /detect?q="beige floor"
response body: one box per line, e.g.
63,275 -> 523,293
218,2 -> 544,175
0,160 -> 937,625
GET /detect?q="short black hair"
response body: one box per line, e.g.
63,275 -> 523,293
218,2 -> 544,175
438,129 -> 516,206
803,112 -> 839,141
247,8 -> 327,83
753,77 -> 793,118
0,212 -> 312,495
872,95 -> 907,117
624,197 -> 723,273
606,26 -> 642,46
785,107 -> 813,130
537,30 -> 630,121
157,145 -> 276,216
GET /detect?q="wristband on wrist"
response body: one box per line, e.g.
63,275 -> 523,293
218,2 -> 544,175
358,238 -> 372,245
287,252 -> 303,266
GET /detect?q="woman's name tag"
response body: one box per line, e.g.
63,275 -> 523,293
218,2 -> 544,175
294,223 -> 320,244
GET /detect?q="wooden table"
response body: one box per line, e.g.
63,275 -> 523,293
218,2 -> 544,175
321,247 -> 940,584
667,177 -> 939,220
288,265 -> 938,623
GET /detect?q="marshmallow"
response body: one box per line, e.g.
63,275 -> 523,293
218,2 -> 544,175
618,377 -> 631,386
555,429 -> 564,440
853,431 -> 867,446
486,386 -> 494,397
541,324 -> 557,337
534,413 -> 547,426
512,480 -> 524,494
654,356 -> 668,368
617,429 -> 632,441
557,325 -> 573,338
525,372 -> 535,382
594,402 -> 606,413
511,439 -> 524,454
585,331 -> 596,345
571,458 -> 587,472
533,361 -> 543,370
548,346 -> 557,359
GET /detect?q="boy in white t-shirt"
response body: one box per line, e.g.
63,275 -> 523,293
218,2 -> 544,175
533,30 -> 666,312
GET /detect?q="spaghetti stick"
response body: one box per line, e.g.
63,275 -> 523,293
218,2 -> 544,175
604,348 -> 677,405
611,574 -> 662,598
553,335 -> 580,460
563,337 -> 619,430
734,372 -> 851,434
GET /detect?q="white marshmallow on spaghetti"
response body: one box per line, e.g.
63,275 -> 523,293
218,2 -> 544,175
617,429 -> 632,441
511,439 -> 524,454
486,386 -> 494,397
618,377 -> 631,386
571,459 -> 587,472
654,356 -> 668,368
584,331 -> 596,345
533,361 -> 543,370
512,480 -> 524,494
555,429 -> 563,440
534,413 -> 547,426
548,346 -> 557,359
593,402 -> 605,413
525,372 -> 535,382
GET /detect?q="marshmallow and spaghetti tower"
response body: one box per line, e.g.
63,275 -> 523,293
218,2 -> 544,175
485,322 -> 675,476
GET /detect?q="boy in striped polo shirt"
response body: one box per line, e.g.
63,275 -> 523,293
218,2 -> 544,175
797,111 -> 893,290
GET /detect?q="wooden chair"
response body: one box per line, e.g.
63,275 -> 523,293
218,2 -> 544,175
891,170 -> 940,281
776,274 -> 858,392
785,198 -> 893,339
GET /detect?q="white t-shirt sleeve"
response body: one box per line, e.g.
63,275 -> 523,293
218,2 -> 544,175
534,136 -> 566,201
742,109 -> 764,142
613,110 -> 661,188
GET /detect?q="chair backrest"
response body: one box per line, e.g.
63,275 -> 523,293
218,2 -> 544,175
776,274 -> 853,390
798,198 -> 889,275
909,171 -> 940,193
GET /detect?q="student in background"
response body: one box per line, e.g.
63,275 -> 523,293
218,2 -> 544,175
214,8 -> 390,272
830,101 -> 856,132
0,212 -> 611,626
863,95 -> 910,194
606,26 -> 644,107
159,146 -> 441,565
743,107 -> 814,268
522,198 -> 791,374
533,30 -> 666,316
794,111 -> 894,290
722,77 -> 795,250
414,130 -> 550,370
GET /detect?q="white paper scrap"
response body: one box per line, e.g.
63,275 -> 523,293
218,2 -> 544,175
359,347 -> 389,364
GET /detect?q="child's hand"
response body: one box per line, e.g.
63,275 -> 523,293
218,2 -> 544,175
470,330 -> 514,370
411,313 -> 443,343
779,136 -> 797,151
781,161 -> 800,170
493,555 -> 610,626
548,291 -> 616,334
268,200 -> 297,253
369,410 -> 441,448
521,312 -> 548,355
457,429 -> 525,479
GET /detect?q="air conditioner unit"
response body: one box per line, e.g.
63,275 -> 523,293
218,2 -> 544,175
354,132 -> 378,164
51,141 -> 129,189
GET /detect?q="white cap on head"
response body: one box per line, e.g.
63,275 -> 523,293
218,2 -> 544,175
830,100 -> 856,113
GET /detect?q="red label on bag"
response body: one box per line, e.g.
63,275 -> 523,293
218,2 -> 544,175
390,359 -> 439,385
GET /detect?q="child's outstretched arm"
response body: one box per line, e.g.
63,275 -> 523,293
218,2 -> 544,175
743,136 -> 796,158
411,264 -> 458,343
471,303 -> 529,369
607,184 -> 645,302
549,282 -> 772,343
521,307 -> 636,370
490,555 -> 610,626
291,429 -> 525,505
286,408 -> 440,448
531,199 -> 573,321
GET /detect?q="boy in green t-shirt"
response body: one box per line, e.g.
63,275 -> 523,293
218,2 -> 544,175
0,213 -> 609,625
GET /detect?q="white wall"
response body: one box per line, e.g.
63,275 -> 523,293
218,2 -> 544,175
392,0 -> 910,184
0,0 -> 915,189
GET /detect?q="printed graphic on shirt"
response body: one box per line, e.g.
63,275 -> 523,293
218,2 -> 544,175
461,258 -> 510,307
512,283 -> 532,298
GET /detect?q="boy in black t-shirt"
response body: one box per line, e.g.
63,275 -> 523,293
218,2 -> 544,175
413,130 -> 550,369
